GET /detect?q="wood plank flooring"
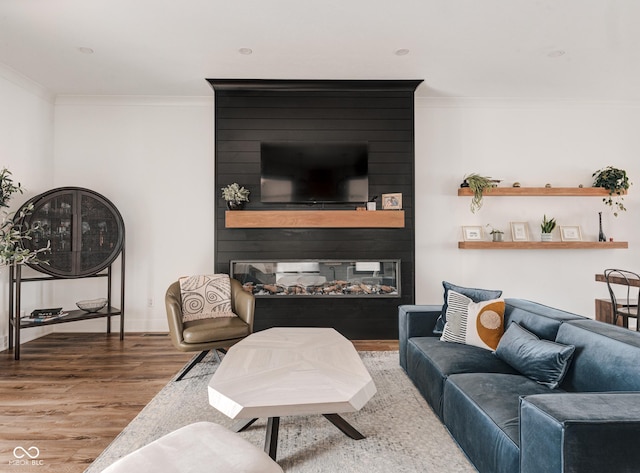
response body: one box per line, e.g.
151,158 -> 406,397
0,333 -> 397,473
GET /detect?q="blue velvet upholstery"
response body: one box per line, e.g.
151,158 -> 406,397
521,393 -> 640,473
495,323 -> 575,389
444,373 -> 563,473
406,337 -> 517,419
399,298 -> 640,473
557,319 -> 640,392
434,281 -> 502,334
504,299 -> 585,340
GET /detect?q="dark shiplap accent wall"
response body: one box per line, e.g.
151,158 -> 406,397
208,80 -> 422,339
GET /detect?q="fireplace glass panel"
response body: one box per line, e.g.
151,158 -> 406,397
230,260 -> 400,297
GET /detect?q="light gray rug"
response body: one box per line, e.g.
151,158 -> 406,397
85,351 -> 476,472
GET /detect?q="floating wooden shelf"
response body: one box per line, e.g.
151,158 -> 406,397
225,210 -> 405,228
457,187 -> 624,197
458,241 -> 628,250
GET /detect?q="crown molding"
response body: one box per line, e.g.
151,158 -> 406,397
416,96 -> 640,110
0,63 -> 54,103
54,95 -> 213,107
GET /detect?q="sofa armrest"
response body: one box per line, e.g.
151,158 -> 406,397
520,393 -> 640,473
398,304 -> 442,370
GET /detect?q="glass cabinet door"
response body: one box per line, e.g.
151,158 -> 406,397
20,187 -> 125,278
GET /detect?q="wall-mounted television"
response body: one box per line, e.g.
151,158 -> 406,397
260,142 -> 369,204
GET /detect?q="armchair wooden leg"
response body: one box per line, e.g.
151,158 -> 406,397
175,350 -> 209,381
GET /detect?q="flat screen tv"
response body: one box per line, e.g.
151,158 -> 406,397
260,142 -> 369,204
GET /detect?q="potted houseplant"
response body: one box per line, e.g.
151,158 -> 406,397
486,224 -> 504,242
221,183 -> 250,210
592,166 -> 631,217
540,214 -> 556,242
0,168 -> 50,266
461,173 -> 496,213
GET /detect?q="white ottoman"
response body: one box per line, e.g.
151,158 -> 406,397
100,422 -> 283,473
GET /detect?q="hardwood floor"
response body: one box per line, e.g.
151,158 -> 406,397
0,333 -> 397,472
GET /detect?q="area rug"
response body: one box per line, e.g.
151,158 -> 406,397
85,351 -> 476,472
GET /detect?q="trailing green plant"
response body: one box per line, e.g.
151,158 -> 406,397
221,182 -> 250,203
540,215 -> 557,234
0,168 -> 50,266
592,166 -> 632,217
463,173 -> 496,213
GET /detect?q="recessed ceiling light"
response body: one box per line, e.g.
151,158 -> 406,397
547,49 -> 565,58
238,48 -> 253,55
394,49 -> 410,56
77,47 -> 94,54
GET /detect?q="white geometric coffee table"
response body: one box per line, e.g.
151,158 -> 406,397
208,327 -> 377,460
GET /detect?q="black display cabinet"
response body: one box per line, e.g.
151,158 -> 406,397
8,187 -> 125,359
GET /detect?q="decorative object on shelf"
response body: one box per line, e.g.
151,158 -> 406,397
381,193 -> 402,210
76,298 -> 108,313
510,222 -> 530,242
462,225 -> 484,241
461,173 -> 496,213
0,167 -> 50,266
560,226 -> 582,242
545,183 -> 552,188
512,182 -> 521,187
221,183 -> 250,210
540,215 -> 557,241
592,166 -> 631,216
598,211 -> 606,242
366,195 -> 378,211
486,224 -> 504,242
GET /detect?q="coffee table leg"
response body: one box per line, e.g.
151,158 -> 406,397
323,413 -> 365,440
232,418 -> 258,433
265,417 -> 280,460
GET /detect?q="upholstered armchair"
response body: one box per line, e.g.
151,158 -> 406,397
165,277 -> 255,380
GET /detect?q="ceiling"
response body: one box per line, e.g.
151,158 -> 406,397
1,0 -> 640,99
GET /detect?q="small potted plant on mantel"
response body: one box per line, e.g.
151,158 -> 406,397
540,215 -> 556,242
221,183 -> 250,210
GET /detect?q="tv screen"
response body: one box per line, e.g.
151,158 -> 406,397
260,142 -> 369,204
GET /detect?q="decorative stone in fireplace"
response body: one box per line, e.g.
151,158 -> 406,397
231,260 -> 400,297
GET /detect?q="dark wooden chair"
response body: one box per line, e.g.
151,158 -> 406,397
604,269 -> 639,330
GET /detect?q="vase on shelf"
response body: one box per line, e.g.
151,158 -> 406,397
541,233 -> 553,242
598,212 -> 606,242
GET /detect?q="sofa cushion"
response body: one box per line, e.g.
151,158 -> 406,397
443,373 -> 566,473
406,337 -> 517,419
441,291 -> 505,350
434,281 -> 502,334
504,299 -> 585,341
495,323 -> 575,389
557,319 -> 640,392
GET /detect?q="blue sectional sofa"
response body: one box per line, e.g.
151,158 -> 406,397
399,298 -> 640,473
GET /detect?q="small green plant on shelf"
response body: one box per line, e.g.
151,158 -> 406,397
0,168 -> 50,266
592,166 -> 631,217
540,215 -> 556,241
486,224 -> 504,242
461,173 -> 496,213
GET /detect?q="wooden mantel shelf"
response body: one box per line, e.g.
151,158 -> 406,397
457,187 -> 624,197
458,241 -> 628,250
225,210 -> 405,228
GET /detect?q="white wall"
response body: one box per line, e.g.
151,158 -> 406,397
415,97 -> 640,318
52,96 -> 214,332
4,88 -> 640,344
0,65 -> 55,347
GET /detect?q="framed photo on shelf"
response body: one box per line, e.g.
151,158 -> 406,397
560,225 -> 582,242
462,226 -> 484,241
510,222 -> 530,242
381,193 -> 402,210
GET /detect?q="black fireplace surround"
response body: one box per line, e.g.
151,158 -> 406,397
208,79 -> 422,339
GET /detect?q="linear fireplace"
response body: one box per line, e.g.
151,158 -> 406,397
231,260 -> 400,298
